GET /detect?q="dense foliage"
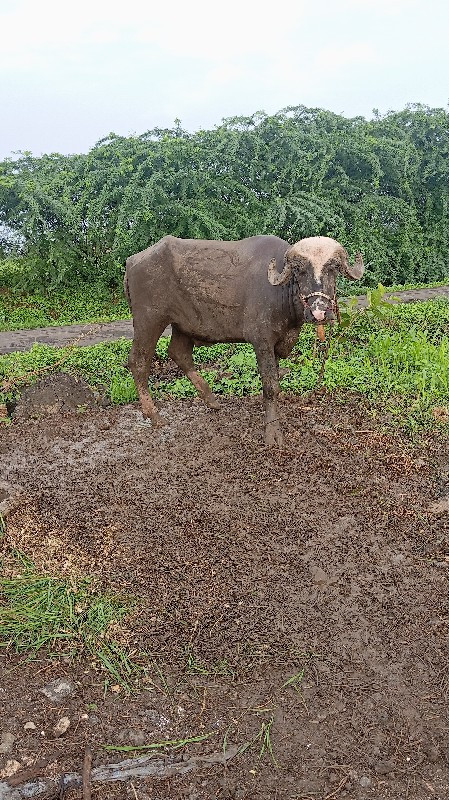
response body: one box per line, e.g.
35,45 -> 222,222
1,104 -> 448,290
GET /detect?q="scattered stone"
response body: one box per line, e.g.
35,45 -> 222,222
310,565 -> 329,587
40,678 -> 76,702
0,481 -> 25,518
0,733 -> 15,754
129,730 -> 146,746
118,728 -> 147,746
359,775 -> 372,787
23,722 -> 37,731
53,717 -> 71,737
428,497 -> 449,514
0,759 -> 21,778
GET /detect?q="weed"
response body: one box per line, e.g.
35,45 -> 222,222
238,717 -> 278,767
283,668 -> 305,693
185,650 -> 235,679
0,560 -> 139,688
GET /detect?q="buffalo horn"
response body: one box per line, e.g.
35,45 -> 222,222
267,256 -> 292,286
341,251 -> 364,281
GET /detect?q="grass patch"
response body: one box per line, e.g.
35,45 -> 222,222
0,283 -> 130,332
2,297 -> 449,431
0,556 -> 139,688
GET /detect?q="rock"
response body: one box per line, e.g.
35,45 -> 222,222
310,566 -> 329,587
53,717 -> 70,737
23,722 -> 37,731
118,728 -> 147,746
0,759 -> 21,778
129,730 -> 146,746
40,678 -> 76,702
0,481 -> 25,518
428,497 -> 449,514
359,775 -> 372,787
0,733 -> 15,754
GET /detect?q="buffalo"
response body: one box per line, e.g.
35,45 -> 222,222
124,235 -> 364,445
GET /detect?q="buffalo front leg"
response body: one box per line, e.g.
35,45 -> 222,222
253,343 -> 283,447
128,320 -> 168,425
168,327 -> 220,409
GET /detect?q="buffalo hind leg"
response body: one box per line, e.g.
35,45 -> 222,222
168,327 -> 220,409
128,319 -> 168,425
253,343 -> 283,447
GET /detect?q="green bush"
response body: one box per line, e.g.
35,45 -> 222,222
1,104 -> 449,290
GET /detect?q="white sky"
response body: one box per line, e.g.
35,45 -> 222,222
1,0 -> 448,158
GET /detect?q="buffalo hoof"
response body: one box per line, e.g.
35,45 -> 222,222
206,393 -> 221,410
265,422 -> 284,448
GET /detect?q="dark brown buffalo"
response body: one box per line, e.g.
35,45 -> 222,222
124,235 -> 364,445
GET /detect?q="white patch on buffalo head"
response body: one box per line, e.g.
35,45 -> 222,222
288,236 -> 341,280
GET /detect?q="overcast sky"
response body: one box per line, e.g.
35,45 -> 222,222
1,0 -> 448,159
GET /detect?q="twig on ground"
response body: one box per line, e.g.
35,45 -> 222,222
82,745 -> 93,800
324,773 -> 351,800
7,760 -> 49,788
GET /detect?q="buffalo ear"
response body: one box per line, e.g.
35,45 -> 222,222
339,249 -> 364,281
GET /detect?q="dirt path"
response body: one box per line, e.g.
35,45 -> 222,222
2,285 -> 449,354
1,394 -> 449,798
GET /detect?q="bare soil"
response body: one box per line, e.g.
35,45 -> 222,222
1,391 -> 449,799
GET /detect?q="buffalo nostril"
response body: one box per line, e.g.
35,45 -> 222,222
312,308 -> 325,322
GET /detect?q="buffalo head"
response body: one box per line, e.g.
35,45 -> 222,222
267,236 -> 364,323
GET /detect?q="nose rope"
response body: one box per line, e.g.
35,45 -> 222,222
300,291 -> 341,323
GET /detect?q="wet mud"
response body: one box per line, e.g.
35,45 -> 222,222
1,395 -> 449,799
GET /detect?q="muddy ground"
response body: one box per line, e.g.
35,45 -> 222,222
1,391 -> 449,799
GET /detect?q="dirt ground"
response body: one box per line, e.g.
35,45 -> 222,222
1,391 -> 449,799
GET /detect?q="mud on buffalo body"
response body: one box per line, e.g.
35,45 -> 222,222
124,235 -> 364,446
